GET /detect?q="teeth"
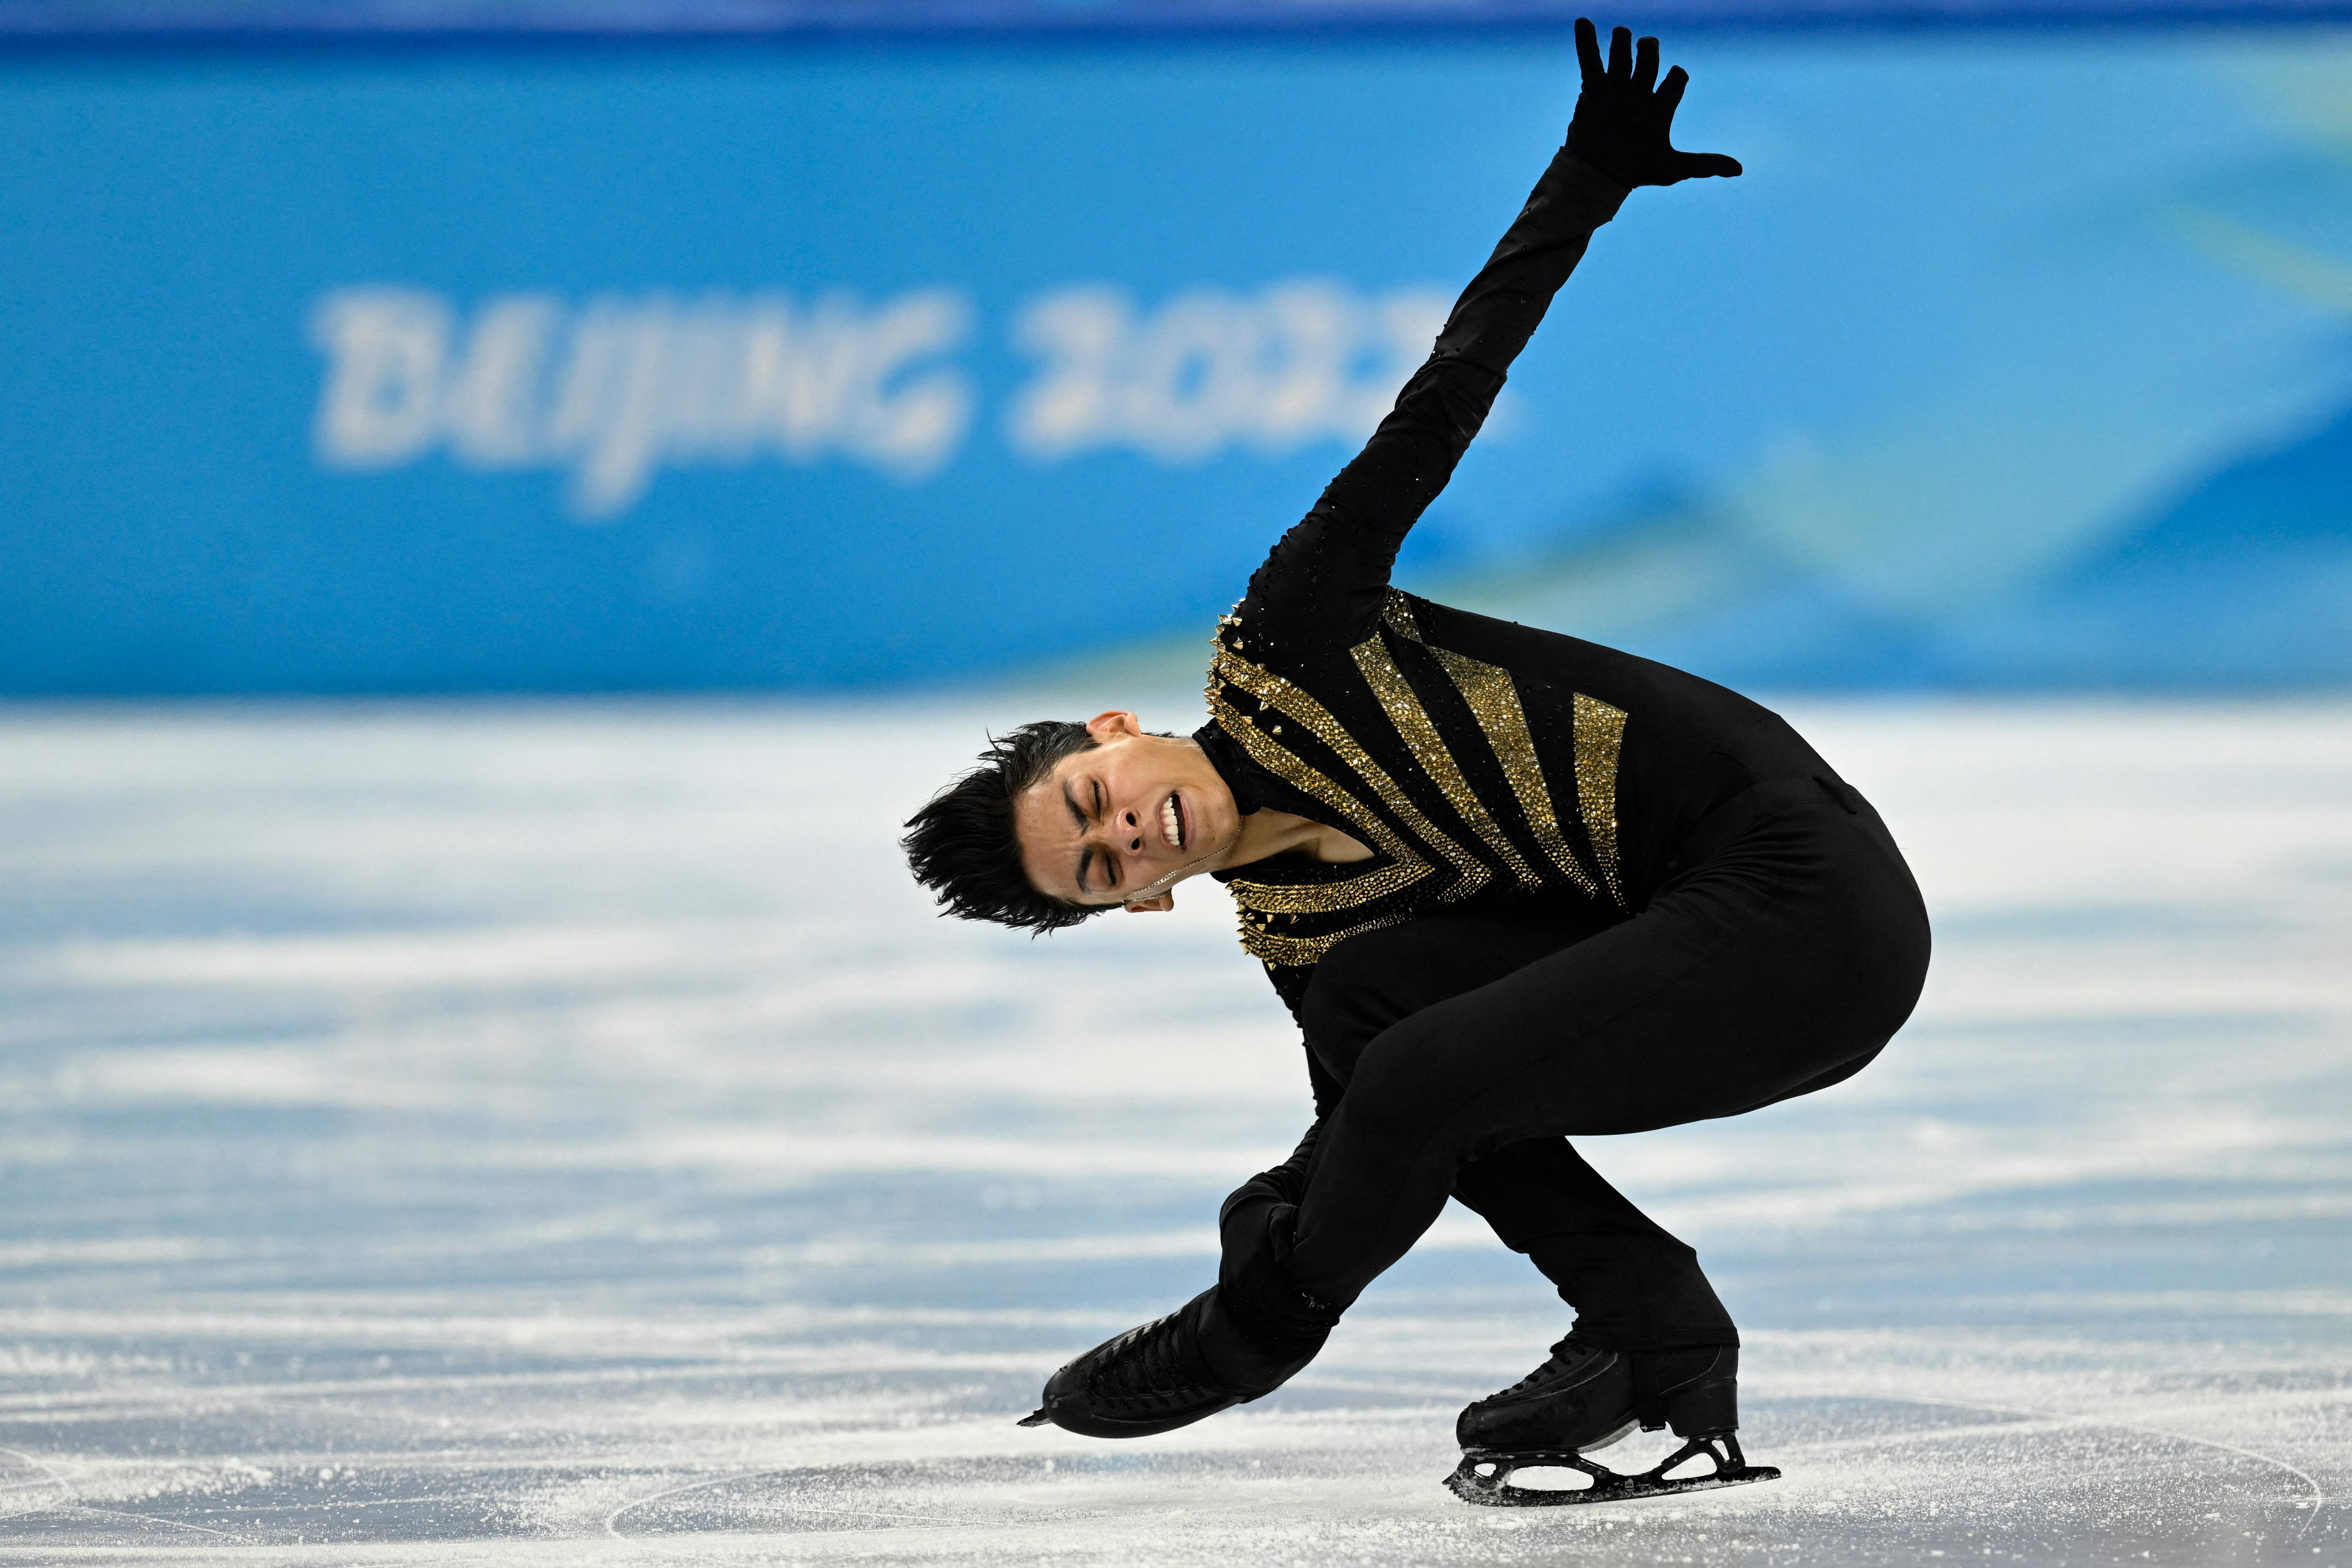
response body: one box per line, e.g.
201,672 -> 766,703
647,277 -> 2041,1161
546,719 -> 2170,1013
1160,795 -> 1182,849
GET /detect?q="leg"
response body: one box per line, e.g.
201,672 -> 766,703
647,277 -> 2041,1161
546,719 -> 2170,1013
1289,797 -> 1931,1313
1026,798 -> 1928,1449
1453,1141 -> 1735,1350
1299,911 -> 1733,1350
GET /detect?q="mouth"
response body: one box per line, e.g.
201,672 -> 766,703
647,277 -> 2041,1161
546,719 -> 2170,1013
1159,791 -> 1187,851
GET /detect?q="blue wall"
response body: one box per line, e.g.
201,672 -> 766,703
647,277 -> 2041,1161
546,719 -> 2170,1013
3,32 -> 2349,693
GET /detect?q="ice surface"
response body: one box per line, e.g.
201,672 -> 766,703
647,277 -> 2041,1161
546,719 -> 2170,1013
0,695 -> 2347,1564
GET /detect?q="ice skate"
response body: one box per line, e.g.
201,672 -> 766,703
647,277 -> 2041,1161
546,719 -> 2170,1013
1445,1341 -> 1779,1506
1017,1285 -> 1325,1439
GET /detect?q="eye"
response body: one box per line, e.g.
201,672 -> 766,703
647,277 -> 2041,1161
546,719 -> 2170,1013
1092,781 -> 1104,820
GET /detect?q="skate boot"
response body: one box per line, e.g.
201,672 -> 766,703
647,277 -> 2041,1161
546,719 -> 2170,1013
1016,1285 -> 1326,1439
1445,1339 -> 1779,1507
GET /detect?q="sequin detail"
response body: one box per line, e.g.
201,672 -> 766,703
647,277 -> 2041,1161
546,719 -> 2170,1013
1381,592 -> 1600,900
1430,648 -> 1605,900
1227,861 -> 1424,914
1382,593 -> 1426,643
1208,689 -> 1432,905
1238,913 -> 1408,967
1201,596 -> 1628,968
1349,632 -> 1543,889
1572,693 -> 1629,907
1212,648 -> 1488,905
1210,687 -> 1427,966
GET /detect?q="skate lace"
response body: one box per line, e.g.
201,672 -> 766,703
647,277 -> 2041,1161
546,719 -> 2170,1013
1086,1312 -> 1215,1414
1493,1336 -> 1601,1400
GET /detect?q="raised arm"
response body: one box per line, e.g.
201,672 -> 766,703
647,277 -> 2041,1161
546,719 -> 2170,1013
1239,20 -> 1740,643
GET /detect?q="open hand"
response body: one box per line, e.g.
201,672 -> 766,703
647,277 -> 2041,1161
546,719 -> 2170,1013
1568,17 -> 1742,188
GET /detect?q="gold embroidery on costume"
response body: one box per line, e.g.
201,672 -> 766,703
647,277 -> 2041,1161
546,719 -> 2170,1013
1381,593 -> 1599,899
1382,593 -> 1425,643
1572,693 -> 1629,907
1429,648 -> 1604,900
1204,595 -> 1631,968
1227,862 -> 1424,915
1201,612 -> 1245,712
1349,633 -> 1544,889
1212,648 -> 1488,904
1236,913 -> 1408,967
1208,689 -> 1432,907
1210,687 -> 1424,964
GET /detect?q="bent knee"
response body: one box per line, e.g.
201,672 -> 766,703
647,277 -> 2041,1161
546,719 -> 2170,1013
1333,1008 -> 1492,1140
1301,913 -> 1596,1095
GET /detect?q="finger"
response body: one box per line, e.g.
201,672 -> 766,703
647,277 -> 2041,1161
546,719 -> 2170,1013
1658,63 -> 1689,114
1634,34 -> 1660,93
1678,151 -> 1744,179
1608,24 -> 1632,81
1575,16 -> 1602,83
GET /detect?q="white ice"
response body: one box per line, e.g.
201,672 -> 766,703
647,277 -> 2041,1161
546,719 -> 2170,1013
0,695 -> 2347,1564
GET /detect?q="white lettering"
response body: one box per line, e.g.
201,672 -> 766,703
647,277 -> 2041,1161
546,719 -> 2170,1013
442,296 -> 561,469
1252,282 -> 1357,452
310,289 -> 449,468
1006,281 -> 1449,465
307,281 -> 1442,514
739,296 -> 866,464
544,297 -> 677,517
306,286 -> 978,520
1008,287 -> 1131,463
848,289 -> 973,481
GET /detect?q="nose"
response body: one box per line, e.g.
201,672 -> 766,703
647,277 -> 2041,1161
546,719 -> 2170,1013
1116,805 -> 1144,853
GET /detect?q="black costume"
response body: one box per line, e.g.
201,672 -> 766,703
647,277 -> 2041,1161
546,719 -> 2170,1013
1021,26 -> 1929,1473
1181,144 -> 1930,1354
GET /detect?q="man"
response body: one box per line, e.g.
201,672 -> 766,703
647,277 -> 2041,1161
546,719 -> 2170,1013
903,21 -> 1930,1502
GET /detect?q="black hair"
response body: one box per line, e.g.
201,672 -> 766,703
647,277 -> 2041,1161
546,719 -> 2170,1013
901,720 -> 1109,933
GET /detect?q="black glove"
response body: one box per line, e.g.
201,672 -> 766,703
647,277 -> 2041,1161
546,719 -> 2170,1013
1217,1187 -> 1339,1347
1566,17 -> 1743,189
1216,1133 -> 1339,1346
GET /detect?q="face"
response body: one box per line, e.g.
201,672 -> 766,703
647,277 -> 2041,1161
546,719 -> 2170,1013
1014,711 -> 1241,913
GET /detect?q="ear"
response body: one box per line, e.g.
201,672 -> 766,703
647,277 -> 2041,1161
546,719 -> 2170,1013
1085,710 -> 1146,744
1124,892 -> 1175,914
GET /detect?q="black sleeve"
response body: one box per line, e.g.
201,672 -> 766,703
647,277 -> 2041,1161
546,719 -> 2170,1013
1239,148 -> 1630,644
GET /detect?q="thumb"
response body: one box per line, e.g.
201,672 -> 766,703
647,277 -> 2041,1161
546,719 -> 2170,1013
1675,150 -> 1744,179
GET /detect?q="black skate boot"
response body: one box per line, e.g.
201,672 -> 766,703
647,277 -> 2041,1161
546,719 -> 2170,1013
1016,1285 -> 1326,1439
1445,1340 -> 1779,1507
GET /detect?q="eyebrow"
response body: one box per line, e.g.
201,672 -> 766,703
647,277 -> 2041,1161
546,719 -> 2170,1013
1063,779 -> 1093,893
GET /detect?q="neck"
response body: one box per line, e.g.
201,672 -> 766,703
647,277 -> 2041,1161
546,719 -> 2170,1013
1220,806 -> 1330,871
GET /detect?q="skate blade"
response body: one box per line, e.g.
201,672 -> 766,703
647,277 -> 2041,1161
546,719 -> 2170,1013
1016,1408 -> 1052,1427
1445,1439 -> 1780,1509
1576,1418 -> 1639,1455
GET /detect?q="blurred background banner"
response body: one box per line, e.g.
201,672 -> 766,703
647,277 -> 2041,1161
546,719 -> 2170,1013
2,22 -> 2349,694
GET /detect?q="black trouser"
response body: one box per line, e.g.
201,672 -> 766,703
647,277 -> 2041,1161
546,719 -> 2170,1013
1278,777 -> 1932,1352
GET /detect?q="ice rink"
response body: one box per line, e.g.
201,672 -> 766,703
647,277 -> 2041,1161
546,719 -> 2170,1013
1,695 -> 2347,1565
